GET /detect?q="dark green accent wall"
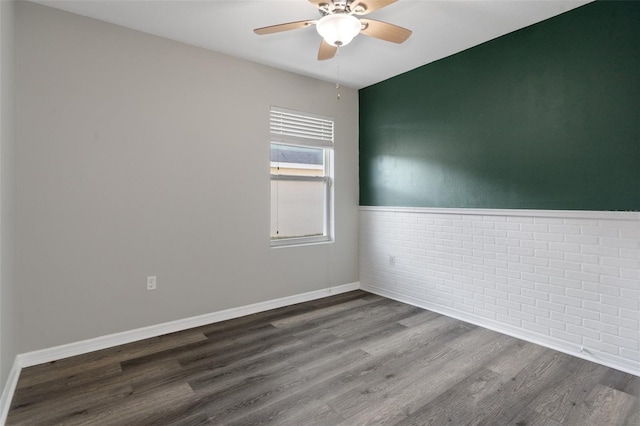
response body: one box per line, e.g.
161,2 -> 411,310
359,1 -> 640,210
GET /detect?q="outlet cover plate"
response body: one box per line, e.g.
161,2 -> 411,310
147,276 -> 157,290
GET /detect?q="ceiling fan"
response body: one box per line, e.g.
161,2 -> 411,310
254,0 -> 412,60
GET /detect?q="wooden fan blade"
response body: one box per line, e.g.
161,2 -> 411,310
350,0 -> 397,15
318,39 -> 338,60
254,20 -> 315,35
359,18 -> 411,43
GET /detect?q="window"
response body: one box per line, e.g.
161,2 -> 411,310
270,107 -> 334,247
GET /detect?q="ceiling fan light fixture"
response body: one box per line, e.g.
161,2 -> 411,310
316,14 -> 361,47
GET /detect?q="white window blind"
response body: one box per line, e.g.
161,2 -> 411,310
270,106 -> 334,148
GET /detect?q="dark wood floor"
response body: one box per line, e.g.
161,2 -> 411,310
7,290 -> 640,425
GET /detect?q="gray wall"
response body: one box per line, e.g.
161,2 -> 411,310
16,2 -> 359,352
0,0 -> 17,388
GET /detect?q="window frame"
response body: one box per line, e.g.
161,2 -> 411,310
269,107 -> 334,248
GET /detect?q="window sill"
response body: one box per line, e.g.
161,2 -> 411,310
270,236 -> 334,249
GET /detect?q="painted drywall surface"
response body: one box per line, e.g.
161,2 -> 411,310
360,208 -> 640,374
359,1 -> 640,210
16,2 -> 359,352
0,0 -> 17,389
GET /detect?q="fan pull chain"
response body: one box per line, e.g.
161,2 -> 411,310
336,48 -> 341,100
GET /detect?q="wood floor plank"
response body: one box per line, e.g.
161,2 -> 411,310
10,358 -> 185,425
287,298 -> 409,340
203,335 -> 392,425
197,364 -> 310,424
221,367 -> 364,425
16,330 -> 207,389
186,348 -> 300,396
562,383 -> 637,426
394,368 -> 507,426
165,411 -> 211,426
331,302 -> 422,338
321,323 -> 469,391
7,290 -> 639,425
296,348 -> 372,379
331,331 -> 517,423
306,290 -> 378,310
7,383 -> 135,425
484,340 -> 548,378
599,368 -> 640,397
336,405 -> 409,426
178,327 -> 301,369
359,314 -> 464,355
10,362 -> 123,407
397,309 -> 442,328
228,399 -> 345,426
165,333 -> 345,400
60,382 -> 195,426
509,408 -> 564,426
353,319 -> 474,376
270,295 -> 377,327
472,351 -> 582,425
625,400 -> 640,426
527,359 -> 609,423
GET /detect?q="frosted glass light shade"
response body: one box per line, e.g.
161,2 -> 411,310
316,14 -> 361,47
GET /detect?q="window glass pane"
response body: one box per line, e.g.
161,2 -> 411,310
271,143 -> 324,177
271,180 -> 325,239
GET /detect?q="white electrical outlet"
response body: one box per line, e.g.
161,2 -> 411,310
147,276 -> 157,291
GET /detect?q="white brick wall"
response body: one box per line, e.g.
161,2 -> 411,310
359,207 -> 640,376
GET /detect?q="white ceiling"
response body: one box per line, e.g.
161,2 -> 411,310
32,0 -> 593,89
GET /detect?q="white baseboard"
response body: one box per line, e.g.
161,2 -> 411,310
18,282 -> 360,368
362,283 -> 640,377
0,282 -> 360,423
0,358 -> 21,426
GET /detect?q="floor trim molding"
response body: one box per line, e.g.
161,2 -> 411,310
0,282 -> 360,422
0,358 -> 21,425
359,205 -> 640,220
19,282 -> 360,368
362,283 -> 640,377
